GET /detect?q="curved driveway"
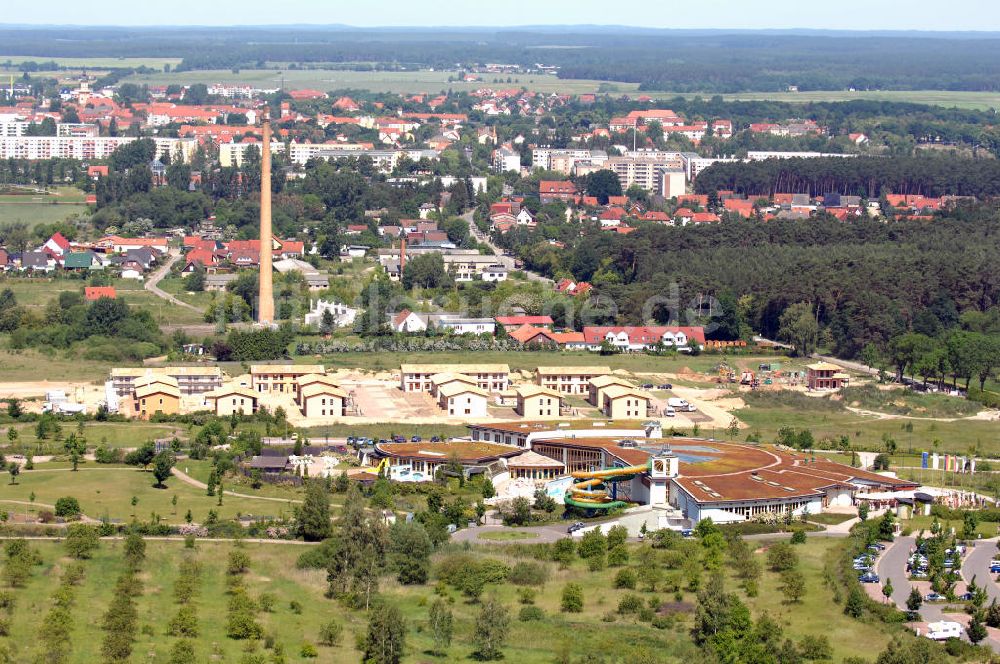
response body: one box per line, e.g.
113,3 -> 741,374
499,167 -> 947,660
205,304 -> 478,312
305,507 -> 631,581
144,248 -> 200,312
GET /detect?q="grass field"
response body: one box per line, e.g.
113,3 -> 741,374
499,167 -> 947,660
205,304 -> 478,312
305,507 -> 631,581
0,345 -> 115,382
706,89 -> 1000,110
8,421 -> 179,450
0,202 -> 87,228
0,465 -> 296,523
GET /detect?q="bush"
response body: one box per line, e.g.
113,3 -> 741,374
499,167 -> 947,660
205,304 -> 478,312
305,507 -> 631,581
318,620 -> 342,647
614,568 -> 638,589
607,544 -> 629,566
227,549 -> 251,575
300,643 -> 318,658
791,530 -> 807,544
53,496 -> 81,519
617,594 -> 645,615
64,524 -> 99,559
518,606 -> 545,622
508,561 -> 549,586
561,583 -> 584,613
799,634 -> 833,660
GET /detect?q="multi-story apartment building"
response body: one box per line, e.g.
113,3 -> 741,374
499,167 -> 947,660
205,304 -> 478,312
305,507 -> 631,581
110,367 -> 223,398
0,136 -> 197,162
535,366 -> 612,396
399,364 -> 510,393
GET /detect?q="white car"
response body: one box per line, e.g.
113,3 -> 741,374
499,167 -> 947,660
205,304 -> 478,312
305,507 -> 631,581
923,621 -> 963,641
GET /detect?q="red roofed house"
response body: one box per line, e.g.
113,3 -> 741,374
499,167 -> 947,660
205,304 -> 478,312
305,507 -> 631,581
496,315 -> 554,331
333,96 -> 360,112
87,165 -> 109,179
508,325 -> 561,347
690,212 -> 721,224
677,194 -> 709,208
43,232 -> 71,256
539,180 -> 578,204
582,326 -> 706,352
723,199 -> 755,218
84,286 -> 116,301
289,89 -> 328,100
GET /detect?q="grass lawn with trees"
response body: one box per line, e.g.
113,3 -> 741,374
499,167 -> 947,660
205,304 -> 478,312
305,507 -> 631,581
0,465 -> 296,523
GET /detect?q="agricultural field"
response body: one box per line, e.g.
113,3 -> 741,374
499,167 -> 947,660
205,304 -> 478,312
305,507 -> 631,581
708,89 -> 1000,111
0,56 -> 181,69
121,67 -> 639,96
0,185 -> 89,228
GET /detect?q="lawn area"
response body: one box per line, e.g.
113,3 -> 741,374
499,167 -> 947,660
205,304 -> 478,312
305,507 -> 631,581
0,201 -> 87,228
0,345 -> 114,382
736,392 -> 999,456
0,465 -> 297,523
736,537 -> 892,660
478,531 -> 540,541
156,274 -> 218,311
8,421 -> 180,450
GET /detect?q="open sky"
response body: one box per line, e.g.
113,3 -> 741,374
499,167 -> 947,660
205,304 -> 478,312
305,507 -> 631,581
4,0 -> 1000,32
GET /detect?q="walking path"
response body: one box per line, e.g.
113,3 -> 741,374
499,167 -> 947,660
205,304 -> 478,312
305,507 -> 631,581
170,467 -> 302,505
144,248 -> 200,312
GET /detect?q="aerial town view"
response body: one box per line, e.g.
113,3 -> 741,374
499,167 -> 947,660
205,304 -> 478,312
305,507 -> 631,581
0,1 -> 1000,662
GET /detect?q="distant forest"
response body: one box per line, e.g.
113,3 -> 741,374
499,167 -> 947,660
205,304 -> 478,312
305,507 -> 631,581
3,27 -> 1000,92
694,156 -> 1000,199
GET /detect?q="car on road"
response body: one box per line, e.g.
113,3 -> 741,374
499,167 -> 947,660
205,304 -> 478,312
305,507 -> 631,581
430,436 -> 441,442
658,383 -> 673,390
859,572 -> 880,583
990,562 -> 1000,574
567,522 -> 585,534
410,435 -> 422,442
868,543 -> 886,551
925,592 -> 945,602
641,383 -> 655,389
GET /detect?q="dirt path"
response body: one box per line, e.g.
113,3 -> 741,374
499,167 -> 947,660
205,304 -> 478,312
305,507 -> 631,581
171,467 -> 302,505
144,248 -> 200,312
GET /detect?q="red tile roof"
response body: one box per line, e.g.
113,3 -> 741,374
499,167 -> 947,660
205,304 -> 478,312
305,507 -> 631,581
84,286 -> 116,301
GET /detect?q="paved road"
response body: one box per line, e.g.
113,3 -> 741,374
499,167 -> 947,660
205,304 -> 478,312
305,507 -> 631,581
144,248 -> 201,312
962,539 -> 1000,651
462,210 -> 553,285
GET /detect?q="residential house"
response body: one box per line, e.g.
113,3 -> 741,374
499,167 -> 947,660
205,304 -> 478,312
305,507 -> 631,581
514,385 -> 562,418
588,375 -> 639,407
399,364 -> 510,393
600,385 -> 651,419
390,309 -> 427,333
63,251 -> 104,271
437,382 -> 489,417
496,315 -> 554,331
536,366 -> 612,395
130,375 -> 181,420
204,386 -> 258,417
295,374 -> 348,418
806,362 -> 850,391
205,274 -> 237,291
250,364 -> 326,395
539,180 -> 578,204
582,326 -> 706,352
42,232 -> 70,256
20,251 -> 54,272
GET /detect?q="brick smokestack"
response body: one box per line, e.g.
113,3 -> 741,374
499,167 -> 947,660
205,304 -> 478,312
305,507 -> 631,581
257,107 -> 275,324
399,235 -> 406,277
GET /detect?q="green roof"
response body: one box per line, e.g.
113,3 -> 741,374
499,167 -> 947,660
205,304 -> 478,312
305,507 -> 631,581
63,252 -> 97,269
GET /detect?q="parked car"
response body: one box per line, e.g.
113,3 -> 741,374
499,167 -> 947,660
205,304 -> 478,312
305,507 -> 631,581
910,570 -> 928,579
641,383 -> 655,389
346,436 -> 357,445
958,592 -> 975,601
667,397 -> 696,412
658,383 -> 673,390
663,406 -> 676,417
681,529 -> 694,538
567,522 -> 585,534
859,572 -> 880,583
430,436 -> 441,442
411,435 -> 422,442
868,543 -> 886,551
925,592 -> 944,602
989,562 -> 1000,574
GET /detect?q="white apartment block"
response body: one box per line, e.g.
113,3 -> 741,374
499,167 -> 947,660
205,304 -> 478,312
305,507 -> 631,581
531,147 -> 607,173
0,135 -> 197,162
207,84 -> 256,99
492,146 -> 521,173
605,155 -> 689,194
218,141 -> 286,167
287,144 -> 439,171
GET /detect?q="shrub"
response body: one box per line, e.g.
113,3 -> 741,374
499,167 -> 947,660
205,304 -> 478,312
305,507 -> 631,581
617,594 -> 644,615
508,561 -> 549,586
318,620 -> 343,647
227,550 -> 251,575
561,583 -> 584,613
607,544 -> 629,566
614,568 -> 638,589
517,587 -> 536,605
64,524 -> 99,559
167,606 -> 199,637
518,606 -> 545,622
300,643 -> 318,658
53,497 -> 81,519
790,530 -> 807,545
799,634 -> 833,660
